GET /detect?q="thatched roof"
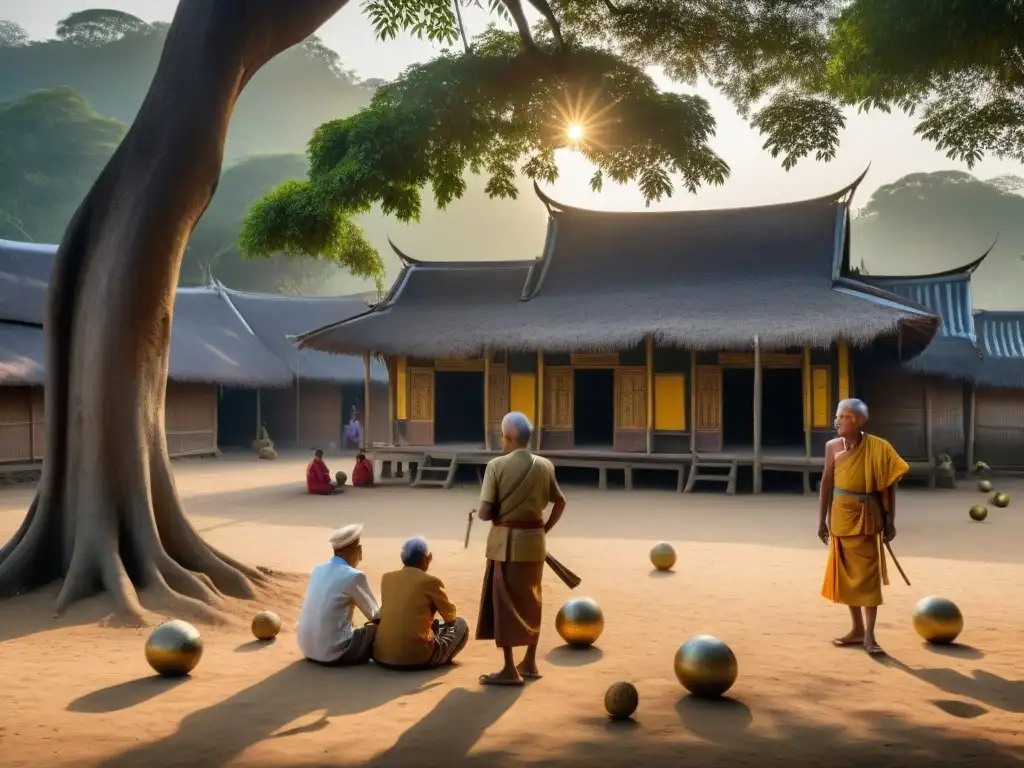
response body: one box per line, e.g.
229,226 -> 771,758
297,178 -> 939,357
220,285 -> 386,384
974,311 -> 1024,389
0,322 -> 45,386
867,262 -> 984,382
0,240 -> 56,325
0,240 -> 294,388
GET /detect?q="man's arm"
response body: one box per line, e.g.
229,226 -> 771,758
818,441 -> 836,534
348,572 -> 381,623
477,463 -> 497,521
883,484 -> 897,541
544,472 -> 567,534
428,578 -> 458,624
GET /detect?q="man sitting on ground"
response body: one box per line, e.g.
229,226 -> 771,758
297,523 -> 380,665
307,449 -> 343,495
373,536 -> 469,670
352,452 -> 375,487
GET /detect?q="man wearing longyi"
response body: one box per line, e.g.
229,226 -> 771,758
819,398 -> 909,656
475,411 -> 568,686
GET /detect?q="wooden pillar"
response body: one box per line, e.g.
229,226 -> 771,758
753,335 -> 763,493
966,384 -> 977,471
688,350 -> 697,455
483,349 -> 492,450
387,356 -> 395,445
923,381 -> 933,462
645,336 -> 654,454
802,346 -> 811,458
255,388 -> 261,439
536,350 -> 544,450
363,351 -> 371,451
837,338 -> 850,401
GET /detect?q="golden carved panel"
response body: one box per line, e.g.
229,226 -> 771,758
544,367 -> 573,429
695,366 -> 722,432
615,367 -> 647,429
409,368 -> 434,422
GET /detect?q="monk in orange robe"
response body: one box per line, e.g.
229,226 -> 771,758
819,398 -> 908,655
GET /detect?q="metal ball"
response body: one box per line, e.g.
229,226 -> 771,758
555,597 -> 604,647
604,682 -> 639,720
252,610 -> 282,641
912,596 -> 963,644
969,504 -> 988,522
650,542 -> 677,571
992,492 -> 1010,508
674,635 -> 737,698
978,479 -> 993,493
145,619 -> 204,677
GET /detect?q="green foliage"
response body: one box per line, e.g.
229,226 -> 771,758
55,9 -> 152,46
826,0 -> 1024,166
0,86 -> 125,242
243,26 -> 729,260
0,20 -> 28,48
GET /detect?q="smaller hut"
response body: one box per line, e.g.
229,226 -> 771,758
220,285 -> 388,450
972,310 -> 1024,470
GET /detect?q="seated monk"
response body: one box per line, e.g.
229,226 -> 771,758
307,449 -> 343,495
352,452 -> 375,487
373,536 -> 469,670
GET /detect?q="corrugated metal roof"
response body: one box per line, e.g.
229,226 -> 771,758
869,275 -> 976,341
977,311 -> 1024,359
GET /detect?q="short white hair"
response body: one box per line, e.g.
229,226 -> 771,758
501,411 -> 533,447
400,536 -> 430,566
836,398 -> 869,420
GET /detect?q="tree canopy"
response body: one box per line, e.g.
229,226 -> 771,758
55,9 -> 154,46
0,20 -> 28,48
0,86 -> 126,242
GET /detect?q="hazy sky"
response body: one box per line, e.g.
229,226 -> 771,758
4,0 -> 1023,212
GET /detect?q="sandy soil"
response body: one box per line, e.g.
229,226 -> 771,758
1,454 -> 1022,767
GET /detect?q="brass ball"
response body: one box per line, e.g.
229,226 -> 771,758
992,492 -> 1010,508
912,596 -> 964,645
650,542 -> 677,571
969,504 -> 988,522
145,619 -> 204,677
555,597 -> 604,647
978,479 -> 993,493
674,635 -> 737,698
604,682 -> 639,720
252,610 -> 282,641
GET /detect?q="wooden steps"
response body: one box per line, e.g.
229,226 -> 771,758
684,458 -> 738,494
411,453 -> 458,489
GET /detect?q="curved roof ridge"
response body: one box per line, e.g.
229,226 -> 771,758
531,165 -> 871,217
386,239 -> 537,270
861,237 -> 997,281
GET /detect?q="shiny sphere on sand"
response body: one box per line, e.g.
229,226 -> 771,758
604,682 -> 639,720
969,504 -> 988,522
912,596 -> 964,645
145,620 -> 204,677
992,492 -> 1010,508
674,635 -> 737,698
978,479 -> 993,493
555,597 -> 604,647
650,542 -> 677,571
252,610 -> 282,641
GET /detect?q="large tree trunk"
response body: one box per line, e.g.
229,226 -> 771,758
0,0 -> 347,622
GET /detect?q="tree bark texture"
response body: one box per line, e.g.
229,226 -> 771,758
0,0 -> 348,621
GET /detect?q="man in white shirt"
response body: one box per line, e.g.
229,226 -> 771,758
297,523 -> 381,665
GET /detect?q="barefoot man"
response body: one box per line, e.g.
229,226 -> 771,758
819,398 -> 909,655
476,411 -> 567,686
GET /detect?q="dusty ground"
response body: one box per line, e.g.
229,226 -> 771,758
0,454 -> 1022,767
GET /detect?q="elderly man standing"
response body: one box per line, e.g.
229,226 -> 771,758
373,536 -> 469,669
819,398 -> 909,656
476,411 -> 567,686
297,523 -> 380,666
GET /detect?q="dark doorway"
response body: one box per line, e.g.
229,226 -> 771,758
434,371 -> 484,445
573,368 -> 614,447
722,368 -> 754,448
217,387 -> 258,449
762,368 -> 804,447
341,383 -> 363,449
722,367 -> 805,449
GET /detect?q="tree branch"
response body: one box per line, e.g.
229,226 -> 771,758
601,0 -> 627,16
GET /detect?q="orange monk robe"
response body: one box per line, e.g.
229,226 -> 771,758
821,434 -> 909,607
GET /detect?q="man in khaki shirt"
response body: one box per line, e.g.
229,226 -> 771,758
373,537 -> 469,669
476,411 -> 567,686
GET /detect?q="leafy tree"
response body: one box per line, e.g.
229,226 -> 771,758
824,0 -> 1024,167
0,86 -> 126,242
55,9 -> 152,46
0,20 -> 28,47
0,0 -> 858,622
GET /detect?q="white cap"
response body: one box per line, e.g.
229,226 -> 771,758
329,523 -> 363,549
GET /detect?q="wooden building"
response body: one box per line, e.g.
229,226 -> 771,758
294,177 -> 940,492
220,285 -> 389,450
0,240 -> 296,464
972,310 -> 1024,470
